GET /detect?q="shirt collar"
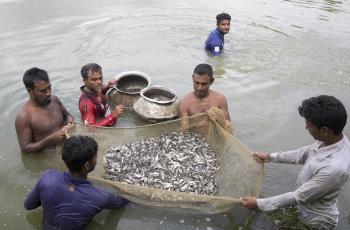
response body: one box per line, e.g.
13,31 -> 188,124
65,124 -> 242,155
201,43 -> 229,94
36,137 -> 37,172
63,171 -> 92,185
313,136 -> 346,161
80,85 -> 97,97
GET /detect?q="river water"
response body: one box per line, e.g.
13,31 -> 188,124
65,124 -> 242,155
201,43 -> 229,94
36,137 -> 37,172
1,0 -> 350,229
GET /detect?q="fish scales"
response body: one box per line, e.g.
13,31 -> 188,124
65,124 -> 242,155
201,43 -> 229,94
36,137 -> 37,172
104,131 -> 219,195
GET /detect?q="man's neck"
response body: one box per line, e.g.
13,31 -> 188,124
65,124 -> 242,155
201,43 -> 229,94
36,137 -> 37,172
84,86 -> 98,95
322,134 -> 343,147
29,97 -> 48,108
69,171 -> 88,180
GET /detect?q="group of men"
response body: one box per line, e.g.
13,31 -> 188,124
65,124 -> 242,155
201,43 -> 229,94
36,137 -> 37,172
15,62 -> 229,154
18,12 -> 350,230
18,62 -> 231,229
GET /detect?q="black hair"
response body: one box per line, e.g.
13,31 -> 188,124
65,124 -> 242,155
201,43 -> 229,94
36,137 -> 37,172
61,135 -> 98,172
81,63 -> 102,80
193,63 -> 214,79
298,95 -> 347,135
23,67 -> 50,91
216,13 -> 231,25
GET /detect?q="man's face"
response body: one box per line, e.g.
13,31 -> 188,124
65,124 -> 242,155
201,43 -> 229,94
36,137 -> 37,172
193,74 -> 213,98
305,120 -> 325,141
31,80 -> 52,106
217,19 -> 230,34
84,70 -> 103,93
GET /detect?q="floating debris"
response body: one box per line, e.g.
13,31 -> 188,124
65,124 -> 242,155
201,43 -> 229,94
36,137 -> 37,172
104,132 -> 219,195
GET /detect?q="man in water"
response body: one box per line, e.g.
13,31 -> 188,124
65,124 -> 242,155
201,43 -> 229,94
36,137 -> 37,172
15,67 -> 74,154
241,95 -> 350,229
205,13 -> 231,55
79,63 -> 124,126
178,63 -> 232,132
24,135 -> 129,229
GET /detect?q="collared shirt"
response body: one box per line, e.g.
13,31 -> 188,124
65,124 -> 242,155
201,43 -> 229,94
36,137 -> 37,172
79,86 -> 116,127
24,169 -> 128,230
205,28 -> 224,55
257,136 -> 350,227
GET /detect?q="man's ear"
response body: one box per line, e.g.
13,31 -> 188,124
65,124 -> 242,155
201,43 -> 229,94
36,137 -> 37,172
322,127 -> 329,136
84,161 -> 90,170
27,88 -> 32,93
210,77 -> 215,84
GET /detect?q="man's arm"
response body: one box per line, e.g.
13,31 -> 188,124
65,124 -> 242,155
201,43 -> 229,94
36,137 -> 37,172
218,95 -> 231,121
15,113 -> 66,154
205,33 -> 222,56
243,166 -> 342,211
24,177 -> 42,210
102,190 -> 129,209
178,97 -> 189,119
56,97 -> 74,124
269,145 -> 312,165
178,98 -> 189,130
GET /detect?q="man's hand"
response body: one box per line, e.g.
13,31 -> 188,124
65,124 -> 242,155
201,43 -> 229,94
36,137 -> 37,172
112,105 -> 125,117
48,128 -> 67,143
240,197 -> 258,209
253,152 -> 271,163
66,115 -> 74,125
107,79 -> 117,88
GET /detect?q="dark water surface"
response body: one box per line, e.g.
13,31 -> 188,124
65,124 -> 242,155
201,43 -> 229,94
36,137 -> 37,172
1,0 -> 350,229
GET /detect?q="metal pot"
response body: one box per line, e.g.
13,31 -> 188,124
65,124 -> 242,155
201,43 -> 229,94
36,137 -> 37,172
107,71 -> 151,108
133,85 -> 179,122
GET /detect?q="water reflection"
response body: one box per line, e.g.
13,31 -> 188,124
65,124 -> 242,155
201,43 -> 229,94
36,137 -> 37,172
283,0 -> 345,13
21,149 -> 65,173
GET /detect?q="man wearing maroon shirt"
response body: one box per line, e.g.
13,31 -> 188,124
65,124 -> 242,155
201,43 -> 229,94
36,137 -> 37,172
79,63 -> 124,127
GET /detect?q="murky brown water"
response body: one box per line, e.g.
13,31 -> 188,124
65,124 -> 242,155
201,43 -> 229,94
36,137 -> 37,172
1,0 -> 350,229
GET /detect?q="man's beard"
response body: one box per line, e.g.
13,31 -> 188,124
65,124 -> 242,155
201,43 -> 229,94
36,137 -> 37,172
38,97 -> 51,106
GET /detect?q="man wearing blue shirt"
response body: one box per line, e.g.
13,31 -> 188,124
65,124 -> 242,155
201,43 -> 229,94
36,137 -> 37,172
205,13 -> 231,55
24,135 -> 129,229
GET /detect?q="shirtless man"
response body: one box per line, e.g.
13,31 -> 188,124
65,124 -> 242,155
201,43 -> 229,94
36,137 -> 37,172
15,67 -> 74,154
178,63 -> 232,131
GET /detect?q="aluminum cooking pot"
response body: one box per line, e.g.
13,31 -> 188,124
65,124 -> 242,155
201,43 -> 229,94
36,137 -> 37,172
114,71 -> 151,95
133,85 -> 179,122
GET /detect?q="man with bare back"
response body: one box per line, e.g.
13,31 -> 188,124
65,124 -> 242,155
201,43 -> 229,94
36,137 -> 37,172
178,63 -> 232,132
15,67 -> 74,154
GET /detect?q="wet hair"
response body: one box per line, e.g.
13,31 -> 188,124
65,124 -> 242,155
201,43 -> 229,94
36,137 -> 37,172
62,135 -> 98,172
216,13 -> 231,25
23,67 -> 50,91
193,63 -> 214,79
81,63 -> 102,80
298,95 -> 347,135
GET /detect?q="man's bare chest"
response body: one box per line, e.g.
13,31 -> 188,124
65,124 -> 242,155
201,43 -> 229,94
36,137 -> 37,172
30,106 -> 64,133
188,99 -> 220,114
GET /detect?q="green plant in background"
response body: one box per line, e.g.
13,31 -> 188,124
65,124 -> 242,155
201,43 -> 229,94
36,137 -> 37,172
266,206 -> 311,230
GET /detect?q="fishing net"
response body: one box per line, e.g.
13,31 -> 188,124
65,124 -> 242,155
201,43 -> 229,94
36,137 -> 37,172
67,107 -> 264,214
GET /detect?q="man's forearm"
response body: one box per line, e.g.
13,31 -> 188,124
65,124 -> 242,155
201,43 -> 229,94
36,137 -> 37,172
257,192 -> 296,211
21,137 -> 53,154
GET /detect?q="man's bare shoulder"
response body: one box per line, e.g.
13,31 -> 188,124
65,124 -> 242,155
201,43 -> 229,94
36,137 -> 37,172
210,90 -> 227,100
179,92 -> 196,105
16,101 -> 32,124
50,95 -> 61,104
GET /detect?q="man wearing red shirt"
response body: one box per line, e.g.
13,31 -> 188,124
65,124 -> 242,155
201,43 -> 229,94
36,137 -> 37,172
79,63 -> 124,126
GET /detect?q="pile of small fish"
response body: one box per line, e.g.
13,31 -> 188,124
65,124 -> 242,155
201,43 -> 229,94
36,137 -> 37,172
104,131 -> 219,195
